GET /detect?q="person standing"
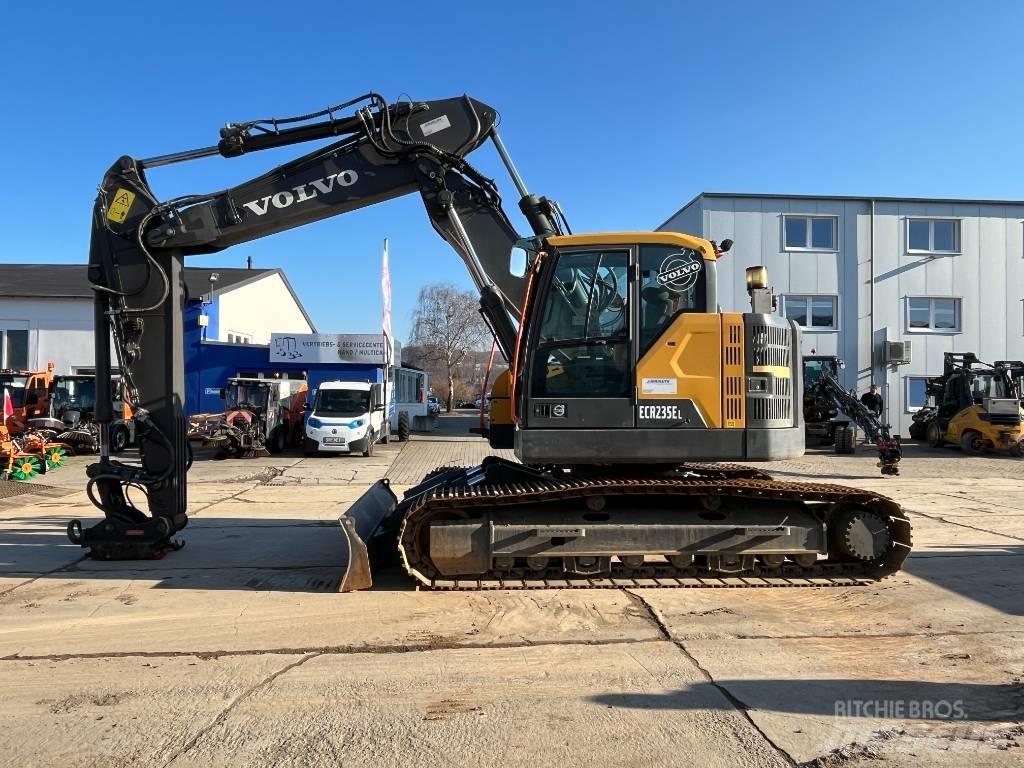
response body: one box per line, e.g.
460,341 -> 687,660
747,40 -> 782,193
861,384 -> 883,418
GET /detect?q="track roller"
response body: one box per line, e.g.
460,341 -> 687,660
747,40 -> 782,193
667,554 -> 694,568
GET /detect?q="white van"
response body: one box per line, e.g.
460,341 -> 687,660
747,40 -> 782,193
304,381 -> 389,457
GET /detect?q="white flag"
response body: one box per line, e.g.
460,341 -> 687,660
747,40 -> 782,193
381,238 -> 392,365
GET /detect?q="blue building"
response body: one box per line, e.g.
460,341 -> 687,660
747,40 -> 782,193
186,339 -> 384,415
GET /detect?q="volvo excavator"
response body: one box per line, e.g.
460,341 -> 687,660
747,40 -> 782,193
68,93 -> 911,590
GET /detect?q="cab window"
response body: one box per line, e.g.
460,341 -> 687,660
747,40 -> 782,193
803,359 -> 837,387
537,250 -> 628,343
639,245 -> 707,354
533,250 -> 629,398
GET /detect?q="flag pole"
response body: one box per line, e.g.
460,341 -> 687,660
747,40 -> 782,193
381,237 -> 393,427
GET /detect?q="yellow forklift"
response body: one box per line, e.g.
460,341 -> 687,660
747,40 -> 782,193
925,353 -> 1024,456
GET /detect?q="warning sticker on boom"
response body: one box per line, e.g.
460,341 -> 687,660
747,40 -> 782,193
420,114 -> 452,138
107,188 -> 136,224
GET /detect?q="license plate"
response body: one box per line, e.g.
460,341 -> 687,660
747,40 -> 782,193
322,437 -> 346,445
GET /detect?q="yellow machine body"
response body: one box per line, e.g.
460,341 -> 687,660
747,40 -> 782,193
944,404 -> 1024,453
490,231 -> 803,463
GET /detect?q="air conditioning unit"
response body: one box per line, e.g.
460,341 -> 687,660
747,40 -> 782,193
886,340 -> 912,365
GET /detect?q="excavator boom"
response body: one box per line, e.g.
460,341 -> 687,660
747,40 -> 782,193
75,93 -> 557,558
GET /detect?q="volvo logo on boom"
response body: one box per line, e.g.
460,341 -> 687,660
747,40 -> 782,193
242,170 -> 359,216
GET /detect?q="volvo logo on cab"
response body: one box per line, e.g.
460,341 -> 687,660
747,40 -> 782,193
242,170 -> 359,216
656,251 -> 703,293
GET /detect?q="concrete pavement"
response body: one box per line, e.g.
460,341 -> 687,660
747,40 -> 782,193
0,414 -> 1021,767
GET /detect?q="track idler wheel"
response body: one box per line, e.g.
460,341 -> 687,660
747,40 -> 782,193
830,508 -> 892,562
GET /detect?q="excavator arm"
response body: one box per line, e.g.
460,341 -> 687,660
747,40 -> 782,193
71,93 -> 561,559
808,373 -> 902,475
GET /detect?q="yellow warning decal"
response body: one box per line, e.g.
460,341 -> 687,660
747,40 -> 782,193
107,188 -> 136,223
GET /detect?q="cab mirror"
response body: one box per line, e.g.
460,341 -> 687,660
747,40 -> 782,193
509,246 -> 528,278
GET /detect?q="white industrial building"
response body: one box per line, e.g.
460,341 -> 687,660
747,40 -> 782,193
660,193 -> 1024,437
0,265 -> 314,375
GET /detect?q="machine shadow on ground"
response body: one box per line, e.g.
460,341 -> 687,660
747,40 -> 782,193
3,503 -> 1022,605
590,679 -> 1023,721
0,513 -> 413,593
903,545 -> 1024,617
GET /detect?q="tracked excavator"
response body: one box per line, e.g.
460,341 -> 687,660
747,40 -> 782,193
68,93 -> 911,590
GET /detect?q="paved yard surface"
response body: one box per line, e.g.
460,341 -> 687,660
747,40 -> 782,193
0,414 -> 1021,767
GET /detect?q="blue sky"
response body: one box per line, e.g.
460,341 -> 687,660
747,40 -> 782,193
2,1 -> 1021,343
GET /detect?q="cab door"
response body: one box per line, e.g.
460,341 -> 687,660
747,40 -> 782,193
24,375 -> 50,419
526,248 -> 633,429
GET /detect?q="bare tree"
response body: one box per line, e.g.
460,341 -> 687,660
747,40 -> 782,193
409,284 -> 490,412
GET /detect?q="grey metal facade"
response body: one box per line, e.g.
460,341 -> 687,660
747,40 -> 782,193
660,193 -> 1024,437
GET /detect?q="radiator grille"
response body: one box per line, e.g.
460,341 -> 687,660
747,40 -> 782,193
752,324 -> 792,369
748,376 -> 792,422
746,319 -> 794,428
722,317 -> 744,427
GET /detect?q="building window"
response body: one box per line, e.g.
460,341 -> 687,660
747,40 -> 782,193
905,376 -> 933,412
227,332 -> 252,344
0,328 -> 28,370
907,297 -> 961,332
783,295 -> 838,330
907,218 -> 959,254
783,215 -> 837,250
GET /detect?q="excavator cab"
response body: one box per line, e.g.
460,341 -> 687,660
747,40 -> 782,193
491,233 -> 804,464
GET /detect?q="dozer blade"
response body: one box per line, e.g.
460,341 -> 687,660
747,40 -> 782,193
338,479 -> 399,592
